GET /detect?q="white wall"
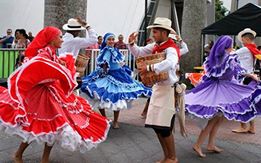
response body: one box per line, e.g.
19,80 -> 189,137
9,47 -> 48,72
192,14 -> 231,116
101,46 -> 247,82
0,0 -> 44,37
0,0 -> 145,42
87,0 -> 145,41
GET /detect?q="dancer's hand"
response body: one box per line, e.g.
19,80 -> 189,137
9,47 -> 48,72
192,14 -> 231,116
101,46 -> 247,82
175,35 -> 182,42
76,17 -> 89,28
102,62 -> 108,73
59,59 -> 67,67
128,32 -> 138,45
246,73 -> 259,81
180,125 -> 188,137
138,62 -> 147,75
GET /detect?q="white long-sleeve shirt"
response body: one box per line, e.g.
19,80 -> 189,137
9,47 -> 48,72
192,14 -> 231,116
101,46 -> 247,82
235,47 -> 255,74
58,28 -> 98,57
128,43 -> 179,85
180,41 -> 189,56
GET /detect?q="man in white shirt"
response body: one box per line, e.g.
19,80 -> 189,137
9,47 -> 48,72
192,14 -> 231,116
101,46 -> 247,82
58,18 -> 98,58
170,33 -> 189,56
128,17 -> 179,163
232,28 -> 260,134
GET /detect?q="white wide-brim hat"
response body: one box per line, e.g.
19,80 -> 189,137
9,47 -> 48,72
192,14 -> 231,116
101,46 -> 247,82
63,18 -> 86,31
147,17 -> 176,34
237,28 -> 256,42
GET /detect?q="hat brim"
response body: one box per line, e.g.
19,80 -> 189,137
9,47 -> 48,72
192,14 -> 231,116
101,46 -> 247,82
237,29 -> 256,42
147,25 -> 176,34
62,24 -> 86,31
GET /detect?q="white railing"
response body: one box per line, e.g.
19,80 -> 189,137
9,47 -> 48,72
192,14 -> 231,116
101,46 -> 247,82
88,49 -> 136,76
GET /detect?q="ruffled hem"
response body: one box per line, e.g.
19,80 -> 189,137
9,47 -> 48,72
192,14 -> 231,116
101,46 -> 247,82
90,99 -> 129,111
83,83 -> 151,104
0,120 -> 110,153
82,71 -> 145,89
204,54 -> 245,78
185,87 -> 261,123
8,56 -> 78,108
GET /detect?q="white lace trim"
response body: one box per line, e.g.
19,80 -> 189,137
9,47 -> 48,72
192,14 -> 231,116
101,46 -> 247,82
0,120 -> 110,153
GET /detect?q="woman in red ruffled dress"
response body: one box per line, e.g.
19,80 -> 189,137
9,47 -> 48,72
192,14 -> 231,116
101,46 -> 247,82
0,26 -> 110,163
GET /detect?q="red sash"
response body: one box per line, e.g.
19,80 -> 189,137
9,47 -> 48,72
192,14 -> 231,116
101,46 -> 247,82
152,38 -> 181,59
244,43 -> 261,58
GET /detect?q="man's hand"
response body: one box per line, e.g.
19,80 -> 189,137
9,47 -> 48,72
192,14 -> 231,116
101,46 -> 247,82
128,32 -> 138,45
138,62 -> 147,75
76,17 -> 88,27
175,35 -> 182,42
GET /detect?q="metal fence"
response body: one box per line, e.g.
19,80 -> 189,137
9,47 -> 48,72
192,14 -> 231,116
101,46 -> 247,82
0,48 -> 24,79
0,48 -> 136,80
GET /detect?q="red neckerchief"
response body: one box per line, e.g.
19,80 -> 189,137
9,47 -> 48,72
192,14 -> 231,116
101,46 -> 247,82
152,38 -> 181,59
244,43 -> 261,58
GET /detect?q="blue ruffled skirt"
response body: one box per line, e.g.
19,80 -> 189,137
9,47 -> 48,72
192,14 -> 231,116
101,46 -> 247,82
81,68 -> 152,111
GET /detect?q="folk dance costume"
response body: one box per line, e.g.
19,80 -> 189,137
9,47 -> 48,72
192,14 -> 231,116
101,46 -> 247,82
0,27 -> 110,153
232,28 -> 261,133
185,36 -> 261,123
58,18 -> 98,58
81,33 -> 151,111
129,36 -> 180,134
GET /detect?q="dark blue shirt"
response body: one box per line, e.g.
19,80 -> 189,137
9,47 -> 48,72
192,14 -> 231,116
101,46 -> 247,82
1,36 -> 14,48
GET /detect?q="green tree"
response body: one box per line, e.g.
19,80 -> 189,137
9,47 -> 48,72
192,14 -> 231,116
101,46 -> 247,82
215,0 -> 228,21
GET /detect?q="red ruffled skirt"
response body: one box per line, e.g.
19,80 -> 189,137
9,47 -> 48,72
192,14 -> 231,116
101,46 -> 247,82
0,56 -> 110,152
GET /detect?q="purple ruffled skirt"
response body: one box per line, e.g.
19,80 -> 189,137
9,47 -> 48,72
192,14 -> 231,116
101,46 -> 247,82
185,79 -> 261,123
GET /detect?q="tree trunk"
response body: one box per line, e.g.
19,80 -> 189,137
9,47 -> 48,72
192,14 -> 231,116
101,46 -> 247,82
180,0 -> 207,72
44,0 -> 87,30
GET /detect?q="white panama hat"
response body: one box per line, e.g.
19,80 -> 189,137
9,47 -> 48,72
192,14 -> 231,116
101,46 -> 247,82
147,17 -> 176,34
62,18 -> 86,31
237,28 -> 256,42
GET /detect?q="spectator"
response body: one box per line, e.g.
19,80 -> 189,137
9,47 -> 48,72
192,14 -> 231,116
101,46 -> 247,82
86,36 -> 103,49
0,29 -> 14,48
13,29 -> 30,48
114,34 -> 127,49
12,29 -> 20,47
204,40 -> 214,60
13,29 -> 30,67
28,32 -> 34,42
97,35 -> 103,49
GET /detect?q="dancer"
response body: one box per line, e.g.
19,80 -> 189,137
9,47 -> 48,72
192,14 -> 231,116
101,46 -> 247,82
58,17 -> 98,57
81,33 -> 151,129
185,35 -> 260,158
141,33 -> 189,119
128,17 -> 180,163
0,26 -> 110,163
232,28 -> 261,134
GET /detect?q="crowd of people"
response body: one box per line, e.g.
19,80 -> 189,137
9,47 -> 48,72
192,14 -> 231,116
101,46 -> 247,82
0,16 -> 260,163
0,29 -> 33,48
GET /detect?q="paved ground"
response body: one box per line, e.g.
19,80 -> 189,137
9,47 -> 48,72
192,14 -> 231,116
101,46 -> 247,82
0,98 -> 261,163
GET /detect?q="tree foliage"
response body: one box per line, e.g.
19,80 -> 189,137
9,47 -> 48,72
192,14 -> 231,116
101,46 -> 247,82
215,0 -> 228,21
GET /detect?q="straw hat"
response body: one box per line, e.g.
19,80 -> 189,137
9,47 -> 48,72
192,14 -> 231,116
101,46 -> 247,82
62,18 -> 86,31
147,17 -> 176,34
237,28 -> 256,42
